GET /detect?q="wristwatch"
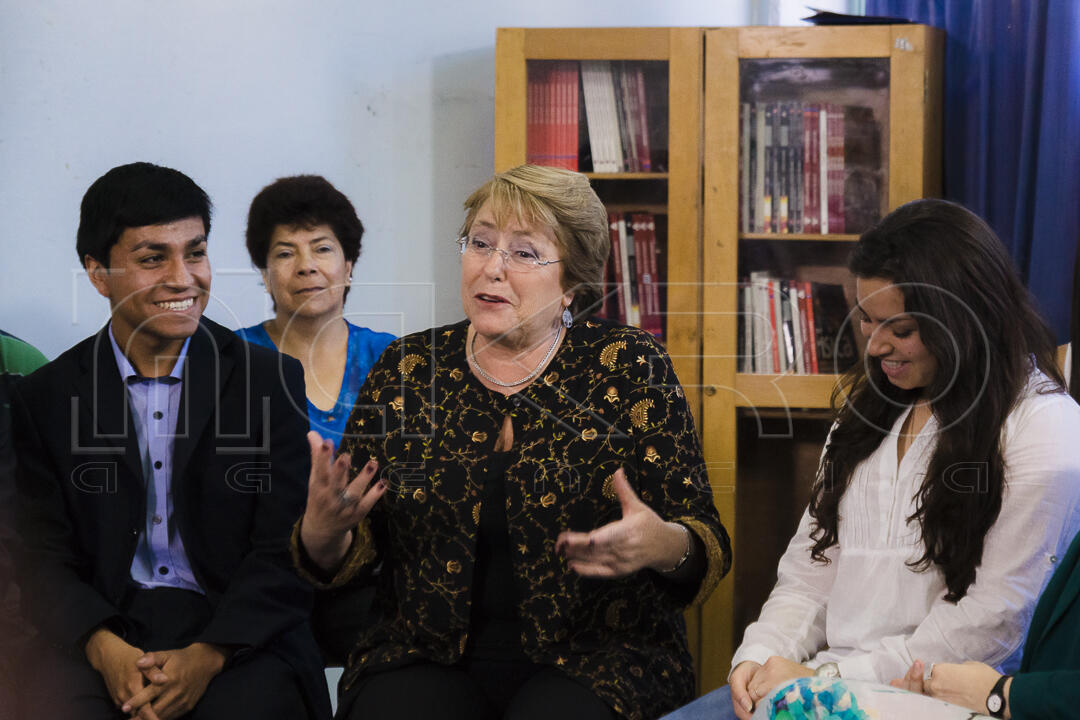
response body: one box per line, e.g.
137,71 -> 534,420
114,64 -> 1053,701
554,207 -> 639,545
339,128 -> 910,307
986,674 -> 1010,718
814,662 -> 840,679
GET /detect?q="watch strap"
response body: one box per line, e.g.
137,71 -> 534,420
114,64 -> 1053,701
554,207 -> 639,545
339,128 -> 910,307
986,674 -> 1010,718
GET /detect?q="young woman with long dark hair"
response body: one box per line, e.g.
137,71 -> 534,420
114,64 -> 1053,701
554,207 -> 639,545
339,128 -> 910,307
664,199 -> 1080,720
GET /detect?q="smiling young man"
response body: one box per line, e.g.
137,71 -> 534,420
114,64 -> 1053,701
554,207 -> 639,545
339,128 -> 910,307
10,163 -> 330,720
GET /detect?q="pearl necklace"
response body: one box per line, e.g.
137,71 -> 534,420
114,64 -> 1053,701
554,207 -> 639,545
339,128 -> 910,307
468,326 -> 563,388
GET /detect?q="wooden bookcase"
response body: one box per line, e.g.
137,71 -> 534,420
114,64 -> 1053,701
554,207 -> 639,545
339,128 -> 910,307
494,24 -> 943,696
699,25 -> 943,692
495,27 -> 705,398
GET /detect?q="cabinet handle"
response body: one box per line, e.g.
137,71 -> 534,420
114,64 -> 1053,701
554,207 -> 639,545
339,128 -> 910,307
704,385 -> 718,396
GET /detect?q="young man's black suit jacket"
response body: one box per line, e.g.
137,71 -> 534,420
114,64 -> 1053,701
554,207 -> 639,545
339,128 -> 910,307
11,317 -> 330,718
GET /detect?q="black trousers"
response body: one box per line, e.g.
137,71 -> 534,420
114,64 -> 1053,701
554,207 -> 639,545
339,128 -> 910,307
18,587 -> 310,720
338,658 -> 619,720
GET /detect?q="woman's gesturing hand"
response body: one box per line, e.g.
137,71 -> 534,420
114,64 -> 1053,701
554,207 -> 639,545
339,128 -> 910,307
555,468 -> 690,577
300,431 -> 386,571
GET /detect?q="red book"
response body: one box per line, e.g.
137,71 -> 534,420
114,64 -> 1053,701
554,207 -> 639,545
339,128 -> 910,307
526,66 -> 539,165
803,281 -> 819,373
645,215 -> 664,339
766,281 -> 780,373
566,62 -> 579,170
634,67 -> 652,172
608,213 -> 627,323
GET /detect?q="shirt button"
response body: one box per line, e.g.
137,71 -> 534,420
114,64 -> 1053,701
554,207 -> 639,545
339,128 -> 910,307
1050,555 -> 1058,564
153,411 -> 163,420
154,461 -> 162,470
158,566 -> 169,575
152,515 -> 163,525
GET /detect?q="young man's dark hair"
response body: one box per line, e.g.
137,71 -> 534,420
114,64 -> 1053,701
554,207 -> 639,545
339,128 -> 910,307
245,174 -> 363,269
76,161 -> 213,268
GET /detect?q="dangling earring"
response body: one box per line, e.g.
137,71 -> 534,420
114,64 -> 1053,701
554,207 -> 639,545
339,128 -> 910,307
561,307 -> 573,329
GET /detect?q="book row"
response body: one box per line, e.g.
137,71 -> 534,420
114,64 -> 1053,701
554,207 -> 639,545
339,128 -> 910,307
599,212 -> 664,340
739,101 -> 884,235
738,272 -> 858,375
526,61 -> 666,173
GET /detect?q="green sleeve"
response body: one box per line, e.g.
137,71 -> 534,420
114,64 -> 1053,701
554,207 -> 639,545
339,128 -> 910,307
0,333 -> 48,375
1009,672 -> 1080,719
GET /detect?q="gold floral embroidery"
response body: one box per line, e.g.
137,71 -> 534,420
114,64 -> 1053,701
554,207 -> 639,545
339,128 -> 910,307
472,503 -> 481,525
540,492 -> 556,507
602,475 -> 617,500
413,488 -> 427,502
585,320 -> 599,328
605,599 -> 627,628
459,634 -> 467,654
599,341 -> 626,370
630,399 -> 654,429
543,371 -> 559,385
636,354 -> 647,365
630,666 -> 643,678
643,446 -> 660,464
446,560 -> 462,574
389,396 -> 404,413
471,431 -> 487,443
581,428 -> 597,441
604,386 -> 619,404
450,368 -> 464,382
398,354 -> 426,376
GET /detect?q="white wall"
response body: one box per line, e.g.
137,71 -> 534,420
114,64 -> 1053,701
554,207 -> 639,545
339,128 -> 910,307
0,1 -> 764,359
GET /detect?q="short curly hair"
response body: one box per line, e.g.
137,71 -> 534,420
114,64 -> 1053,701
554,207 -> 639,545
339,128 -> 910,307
245,175 -> 363,306
459,165 -> 609,318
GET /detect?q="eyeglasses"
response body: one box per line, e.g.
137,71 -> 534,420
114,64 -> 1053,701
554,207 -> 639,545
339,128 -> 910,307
458,235 -> 563,272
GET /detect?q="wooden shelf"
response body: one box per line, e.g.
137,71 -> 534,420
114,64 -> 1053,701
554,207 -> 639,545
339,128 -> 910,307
603,203 -> 667,215
585,172 -> 669,180
733,373 -> 840,409
739,233 -> 859,242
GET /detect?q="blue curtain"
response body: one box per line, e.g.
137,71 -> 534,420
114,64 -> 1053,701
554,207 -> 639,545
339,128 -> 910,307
867,0 -> 1080,340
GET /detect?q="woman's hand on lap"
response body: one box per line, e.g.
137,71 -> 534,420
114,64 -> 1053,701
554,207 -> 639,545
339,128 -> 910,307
890,659 -> 928,694
729,660 -> 762,720
744,657 -> 813,717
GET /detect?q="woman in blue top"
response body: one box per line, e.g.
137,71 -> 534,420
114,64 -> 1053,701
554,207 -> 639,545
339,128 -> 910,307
238,175 -> 395,451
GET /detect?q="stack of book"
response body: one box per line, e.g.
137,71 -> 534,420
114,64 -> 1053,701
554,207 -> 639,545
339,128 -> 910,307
600,212 -> 664,339
526,61 -> 580,170
526,61 -> 663,173
738,272 -> 858,374
739,102 -> 883,235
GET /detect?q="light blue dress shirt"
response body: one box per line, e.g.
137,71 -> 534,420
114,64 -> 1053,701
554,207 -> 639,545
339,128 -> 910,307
108,325 -> 204,594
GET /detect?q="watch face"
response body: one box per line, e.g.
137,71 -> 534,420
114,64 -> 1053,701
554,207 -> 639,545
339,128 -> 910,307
987,694 -> 1003,713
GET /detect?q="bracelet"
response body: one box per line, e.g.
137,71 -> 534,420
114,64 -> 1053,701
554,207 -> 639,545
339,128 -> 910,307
660,523 -> 693,574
